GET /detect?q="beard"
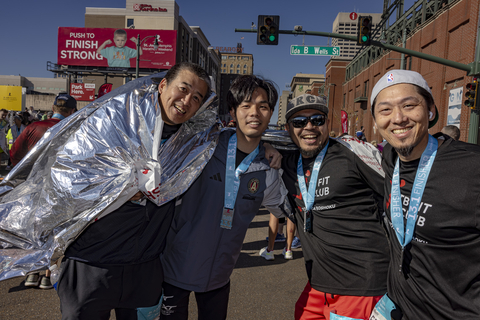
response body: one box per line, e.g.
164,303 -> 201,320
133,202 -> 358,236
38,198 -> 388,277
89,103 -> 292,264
395,145 -> 415,159
300,140 -> 328,158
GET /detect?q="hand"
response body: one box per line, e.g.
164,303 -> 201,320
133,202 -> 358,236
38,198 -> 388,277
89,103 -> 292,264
130,37 -> 138,43
129,191 -> 144,201
104,39 -> 112,45
264,143 -> 282,169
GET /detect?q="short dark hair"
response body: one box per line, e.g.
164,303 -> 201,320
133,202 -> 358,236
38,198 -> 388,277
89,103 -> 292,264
163,62 -> 212,103
114,29 -> 127,37
227,75 -> 278,113
371,84 -> 435,119
441,125 -> 460,140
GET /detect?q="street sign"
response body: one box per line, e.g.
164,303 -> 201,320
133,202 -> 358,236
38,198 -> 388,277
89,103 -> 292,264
290,45 -> 340,56
350,12 -> 358,20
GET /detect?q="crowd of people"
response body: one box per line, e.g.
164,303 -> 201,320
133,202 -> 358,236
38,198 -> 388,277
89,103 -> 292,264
0,106 -> 57,170
2,64 -> 479,320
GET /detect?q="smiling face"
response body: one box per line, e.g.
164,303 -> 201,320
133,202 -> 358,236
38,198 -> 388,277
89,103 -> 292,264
286,109 -> 330,158
159,69 -> 209,125
373,83 -> 435,161
114,34 -> 127,48
230,87 -> 273,145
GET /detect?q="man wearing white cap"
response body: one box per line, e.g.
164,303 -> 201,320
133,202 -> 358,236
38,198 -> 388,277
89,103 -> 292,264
370,69 -> 480,319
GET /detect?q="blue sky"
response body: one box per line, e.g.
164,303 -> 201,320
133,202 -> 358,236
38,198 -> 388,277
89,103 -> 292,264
1,0 -> 415,122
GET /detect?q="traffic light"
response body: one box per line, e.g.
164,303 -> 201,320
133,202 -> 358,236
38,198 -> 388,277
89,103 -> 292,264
357,16 -> 372,45
257,15 -> 279,45
465,78 -> 478,109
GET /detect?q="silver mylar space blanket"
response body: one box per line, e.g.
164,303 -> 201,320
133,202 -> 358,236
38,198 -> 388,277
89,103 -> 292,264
0,72 -> 220,281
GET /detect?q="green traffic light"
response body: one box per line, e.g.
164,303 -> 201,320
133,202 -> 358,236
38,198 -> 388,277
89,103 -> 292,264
361,35 -> 369,42
269,35 -> 276,41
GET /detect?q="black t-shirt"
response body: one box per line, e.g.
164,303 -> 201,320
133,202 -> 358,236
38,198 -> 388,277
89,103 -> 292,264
281,138 -> 389,296
382,135 -> 480,319
66,123 -> 182,265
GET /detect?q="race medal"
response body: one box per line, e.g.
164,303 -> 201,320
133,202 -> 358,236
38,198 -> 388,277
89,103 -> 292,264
220,208 -> 234,230
304,209 -> 313,233
369,294 -> 396,320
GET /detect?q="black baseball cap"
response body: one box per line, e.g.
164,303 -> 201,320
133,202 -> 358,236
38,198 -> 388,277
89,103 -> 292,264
54,94 -> 77,109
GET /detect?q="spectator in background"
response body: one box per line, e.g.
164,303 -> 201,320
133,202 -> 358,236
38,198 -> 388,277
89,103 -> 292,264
0,109 -> 9,165
27,106 -> 37,122
441,125 -> 460,141
6,114 -> 26,151
10,95 -> 76,167
356,126 -> 367,141
227,120 -> 236,127
13,94 -> 77,290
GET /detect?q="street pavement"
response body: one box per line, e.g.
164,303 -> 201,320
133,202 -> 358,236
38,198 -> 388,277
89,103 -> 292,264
0,202 -> 307,319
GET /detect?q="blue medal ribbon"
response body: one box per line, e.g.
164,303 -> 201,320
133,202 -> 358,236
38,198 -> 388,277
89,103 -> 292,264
297,140 -> 329,232
391,134 -> 437,270
221,134 -> 259,229
51,113 -> 66,120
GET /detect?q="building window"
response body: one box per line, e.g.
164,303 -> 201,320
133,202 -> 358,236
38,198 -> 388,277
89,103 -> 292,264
223,63 -> 226,67
222,56 -> 227,60
127,19 -> 134,28
230,64 -> 233,68
237,70 -> 240,74
237,64 -> 240,68
230,69 -> 233,73
243,70 -> 246,74
243,65 -> 247,68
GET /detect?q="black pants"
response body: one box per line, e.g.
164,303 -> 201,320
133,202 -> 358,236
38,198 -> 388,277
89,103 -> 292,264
160,281 -> 230,320
57,258 -> 163,320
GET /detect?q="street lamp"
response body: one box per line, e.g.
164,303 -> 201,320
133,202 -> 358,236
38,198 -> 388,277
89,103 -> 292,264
135,34 -> 159,78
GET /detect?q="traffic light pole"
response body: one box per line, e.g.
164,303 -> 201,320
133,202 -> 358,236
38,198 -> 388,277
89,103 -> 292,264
235,28 -> 479,76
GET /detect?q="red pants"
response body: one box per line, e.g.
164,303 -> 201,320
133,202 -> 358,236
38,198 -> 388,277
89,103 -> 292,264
295,282 -> 382,320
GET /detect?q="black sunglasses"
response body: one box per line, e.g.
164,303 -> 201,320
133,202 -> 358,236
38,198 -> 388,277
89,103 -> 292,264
289,114 -> 326,128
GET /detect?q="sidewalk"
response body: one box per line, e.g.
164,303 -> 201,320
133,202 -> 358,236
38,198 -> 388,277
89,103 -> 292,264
0,209 -> 306,319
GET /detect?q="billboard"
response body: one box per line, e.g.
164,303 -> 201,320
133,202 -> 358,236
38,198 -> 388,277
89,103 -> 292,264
0,86 -> 22,111
58,27 -> 177,69
70,83 -> 95,101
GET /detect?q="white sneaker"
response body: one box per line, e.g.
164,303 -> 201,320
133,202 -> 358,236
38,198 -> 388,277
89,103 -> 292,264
259,246 -> 274,260
25,273 -> 41,287
282,248 -> 293,260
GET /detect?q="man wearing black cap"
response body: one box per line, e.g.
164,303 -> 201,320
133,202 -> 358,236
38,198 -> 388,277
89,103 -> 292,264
10,94 -> 76,167
370,69 -> 480,319
277,93 -> 389,319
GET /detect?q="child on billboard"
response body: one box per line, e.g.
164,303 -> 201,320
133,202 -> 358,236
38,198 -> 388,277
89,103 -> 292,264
97,29 -> 142,67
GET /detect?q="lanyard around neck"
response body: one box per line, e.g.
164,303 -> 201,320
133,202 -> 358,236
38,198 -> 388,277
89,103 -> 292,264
297,140 -> 329,212
390,134 -> 438,248
224,133 -> 260,210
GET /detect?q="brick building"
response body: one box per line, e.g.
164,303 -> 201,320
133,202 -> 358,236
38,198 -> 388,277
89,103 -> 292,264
326,0 -> 479,143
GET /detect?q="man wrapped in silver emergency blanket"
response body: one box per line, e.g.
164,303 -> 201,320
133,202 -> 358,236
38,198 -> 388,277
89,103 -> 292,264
0,72 -> 220,281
